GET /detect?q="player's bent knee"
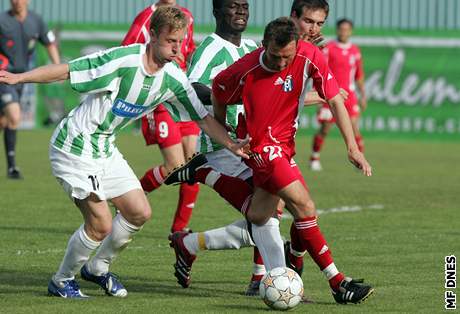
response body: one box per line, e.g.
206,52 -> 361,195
246,210 -> 271,226
86,223 -> 112,241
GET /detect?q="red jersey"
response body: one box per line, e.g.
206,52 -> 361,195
122,4 -> 196,70
213,41 -> 340,158
323,41 -> 363,106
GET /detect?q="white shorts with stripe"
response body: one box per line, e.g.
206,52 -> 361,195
49,145 -> 141,201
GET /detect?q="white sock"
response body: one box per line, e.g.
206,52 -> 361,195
54,225 -> 101,283
253,263 -> 266,277
204,170 -> 221,188
86,214 -> 141,276
183,219 -> 254,255
250,217 -> 285,271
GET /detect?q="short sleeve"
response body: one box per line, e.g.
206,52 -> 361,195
354,47 -> 364,81
68,46 -> 138,94
212,59 -> 245,106
36,14 -> 55,46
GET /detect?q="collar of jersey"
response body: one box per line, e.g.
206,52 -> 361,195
259,50 -> 278,73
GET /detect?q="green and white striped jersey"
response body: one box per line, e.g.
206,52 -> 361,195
187,33 -> 257,154
51,44 -> 208,159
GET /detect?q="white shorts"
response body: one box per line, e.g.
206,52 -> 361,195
49,145 -> 141,201
204,149 -> 252,180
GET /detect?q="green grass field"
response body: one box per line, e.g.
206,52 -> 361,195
0,130 -> 458,313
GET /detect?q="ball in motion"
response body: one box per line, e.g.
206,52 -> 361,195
259,267 -> 304,310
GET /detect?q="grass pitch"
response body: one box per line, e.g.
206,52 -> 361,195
0,129 -> 458,313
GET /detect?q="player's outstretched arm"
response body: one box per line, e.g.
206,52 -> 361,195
197,114 -> 250,159
328,94 -> 372,176
0,64 -> 69,85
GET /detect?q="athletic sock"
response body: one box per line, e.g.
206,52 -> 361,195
251,246 -> 266,281
288,223 -> 307,269
294,216 -> 344,291
86,214 -> 141,276
251,218 -> 285,271
54,225 -> 101,283
4,127 -> 17,170
171,183 -> 200,232
183,219 -> 253,255
311,134 -> 324,159
140,166 -> 165,193
195,167 -> 253,215
355,135 -> 364,152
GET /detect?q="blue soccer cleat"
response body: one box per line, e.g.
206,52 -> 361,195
48,279 -> 88,299
80,264 -> 128,297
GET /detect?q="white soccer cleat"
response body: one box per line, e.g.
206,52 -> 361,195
309,159 -> 322,171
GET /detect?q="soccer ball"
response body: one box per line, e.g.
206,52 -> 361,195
259,267 -> 304,310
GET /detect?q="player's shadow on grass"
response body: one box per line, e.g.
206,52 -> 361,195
0,224 -> 75,236
125,275 -> 246,298
0,268 -> 52,296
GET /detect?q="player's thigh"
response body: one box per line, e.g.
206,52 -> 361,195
75,194 -> 113,241
277,180 -> 316,219
160,143 -> 186,172
181,134 -> 198,159
111,189 -> 151,227
246,187 -> 280,226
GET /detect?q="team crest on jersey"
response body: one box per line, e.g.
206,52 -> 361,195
112,98 -> 149,118
283,75 -> 293,92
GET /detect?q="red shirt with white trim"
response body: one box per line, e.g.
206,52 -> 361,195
122,4 -> 196,70
213,40 -> 340,158
323,40 -> 363,106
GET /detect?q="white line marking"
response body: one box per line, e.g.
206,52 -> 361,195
281,203 -> 385,219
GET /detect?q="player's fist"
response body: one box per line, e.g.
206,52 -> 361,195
348,148 -> 372,177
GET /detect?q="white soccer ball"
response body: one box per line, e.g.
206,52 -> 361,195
259,267 -> 304,311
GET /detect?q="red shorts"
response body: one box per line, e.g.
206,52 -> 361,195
317,91 -> 360,123
245,145 -> 307,194
142,104 -> 200,149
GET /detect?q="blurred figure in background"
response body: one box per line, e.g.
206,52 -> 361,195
310,18 -> 366,171
0,0 -> 60,179
123,0 -> 201,234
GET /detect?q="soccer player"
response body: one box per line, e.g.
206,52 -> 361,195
210,17 -> 374,304
310,17 -> 367,171
168,0 -> 337,296
0,0 -> 60,179
0,6 -> 248,299
122,0 -> 201,234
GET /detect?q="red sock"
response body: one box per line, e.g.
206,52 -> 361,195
355,135 -> 364,152
171,183 -> 200,232
251,246 -> 265,281
196,167 -> 253,215
288,223 -> 305,270
311,134 -> 324,158
140,166 -> 165,192
294,217 -> 344,291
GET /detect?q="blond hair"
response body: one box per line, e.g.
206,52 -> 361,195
150,6 -> 187,36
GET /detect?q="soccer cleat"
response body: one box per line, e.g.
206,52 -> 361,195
284,241 -> 303,277
164,153 -> 207,185
332,277 -> 374,304
309,159 -> 322,171
169,231 -> 196,288
7,167 -> 23,179
244,279 -> 261,296
48,279 -> 88,299
80,265 -> 128,297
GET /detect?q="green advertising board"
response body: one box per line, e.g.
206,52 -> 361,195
35,30 -> 460,140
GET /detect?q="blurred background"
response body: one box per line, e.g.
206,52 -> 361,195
1,0 -> 459,140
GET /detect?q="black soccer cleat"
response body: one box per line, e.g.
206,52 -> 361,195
332,277 -> 374,304
284,241 -> 303,277
244,279 -> 261,296
169,231 -> 196,288
163,153 -> 207,185
7,167 -> 23,179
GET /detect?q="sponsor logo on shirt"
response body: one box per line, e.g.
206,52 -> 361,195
112,98 -> 150,118
283,75 -> 293,92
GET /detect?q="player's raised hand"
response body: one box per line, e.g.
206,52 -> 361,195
0,70 -> 21,85
348,148 -> 372,176
309,33 -> 326,49
229,135 -> 251,160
